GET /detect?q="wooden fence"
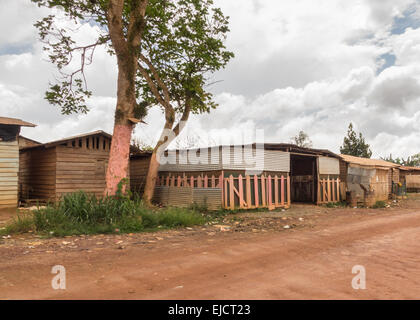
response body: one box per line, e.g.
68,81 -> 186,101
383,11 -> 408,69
156,174 -> 340,209
223,174 -> 290,210
156,173 -> 290,210
156,174 -> 223,189
317,177 -> 341,204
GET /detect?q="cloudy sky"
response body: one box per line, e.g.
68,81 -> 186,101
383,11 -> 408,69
1,0 -> 420,158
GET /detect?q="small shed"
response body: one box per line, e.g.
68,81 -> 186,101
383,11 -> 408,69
19,131 -> 113,203
399,166 -> 420,192
339,154 -> 399,205
0,117 -> 36,209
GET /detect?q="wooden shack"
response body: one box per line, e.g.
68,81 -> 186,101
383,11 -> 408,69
399,166 -> 420,192
154,143 -> 342,210
0,117 -> 36,209
339,154 -> 399,205
19,131 -> 114,203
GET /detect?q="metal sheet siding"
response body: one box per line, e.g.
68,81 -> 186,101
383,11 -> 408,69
318,156 -> 340,175
158,148 -> 221,172
153,186 -> 222,210
159,146 -> 290,173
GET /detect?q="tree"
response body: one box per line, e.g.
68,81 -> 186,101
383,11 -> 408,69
32,0 -> 234,200
340,123 -> 372,158
382,153 -> 420,167
291,131 -> 312,148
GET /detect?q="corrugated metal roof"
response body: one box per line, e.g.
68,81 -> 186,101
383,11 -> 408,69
168,143 -> 339,158
340,154 -> 399,168
399,166 -> 420,171
20,130 -> 144,154
20,130 -> 112,150
0,117 -> 36,127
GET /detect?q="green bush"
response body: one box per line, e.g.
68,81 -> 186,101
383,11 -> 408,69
1,190 -> 207,237
372,200 -> 387,208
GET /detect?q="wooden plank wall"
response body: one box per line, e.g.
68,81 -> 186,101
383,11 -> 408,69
370,169 -> 389,201
19,147 -> 56,202
0,140 -> 19,208
129,156 -> 151,196
55,135 -> 111,199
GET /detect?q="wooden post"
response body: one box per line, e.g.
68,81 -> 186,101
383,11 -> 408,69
287,175 -> 291,207
268,175 -> 273,209
317,180 -> 321,204
211,175 -> 216,188
336,178 -> 340,202
229,175 -> 235,210
261,175 -> 266,207
177,176 -> 181,187
220,172 -> 224,207
171,176 -> 175,187
190,176 -> 195,188
246,175 -> 252,208
254,175 -> 259,207
183,176 -> 188,187
238,174 -> 244,208
274,175 -> 279,207
327,176 -> 331,202
280,175 -> 285,206
224,177 -> 228,209
204,175 -> 208,188
166,176 -> 170,187
197,176 -> 202,188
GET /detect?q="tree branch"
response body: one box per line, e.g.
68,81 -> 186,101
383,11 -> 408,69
107,0 -> 129,58
139,53 -> 170,104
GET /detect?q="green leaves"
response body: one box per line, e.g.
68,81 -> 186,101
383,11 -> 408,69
45,79 -> 92,115
32,0 -> 234,122
340,123 -> 373,158
137,0 -> 234,118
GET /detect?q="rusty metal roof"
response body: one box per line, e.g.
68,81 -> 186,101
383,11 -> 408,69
399,166 -> 420,171
20,130 -> 112,150
20,130 -> 145,155
0,117 -> 36,127
339,154 -> 399,168
168,143 -> 340,158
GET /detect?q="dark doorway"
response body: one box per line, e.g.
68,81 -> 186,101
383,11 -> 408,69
290,154 -> 317,203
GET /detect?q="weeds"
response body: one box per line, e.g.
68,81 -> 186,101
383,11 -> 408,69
324,201 -> 347,208
372,200 -> 387,209
0,190 -> 207,237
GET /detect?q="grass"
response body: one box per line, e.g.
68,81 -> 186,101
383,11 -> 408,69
324,201 -> 347,208
372,200 -> 387,209
0,191 -> 208,237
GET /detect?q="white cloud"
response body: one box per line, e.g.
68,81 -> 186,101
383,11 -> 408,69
1,0 -> 420,160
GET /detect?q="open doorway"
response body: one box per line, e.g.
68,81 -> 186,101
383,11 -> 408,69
290,154 -> 317,203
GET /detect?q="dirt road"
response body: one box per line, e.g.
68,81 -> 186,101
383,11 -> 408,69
1,202 -> 420,299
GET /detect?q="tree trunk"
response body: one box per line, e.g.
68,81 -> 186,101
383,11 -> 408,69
104,57 -> 137,196
143,122 -> 176,205
142,147 -> 160,205
105,122 -> 134,195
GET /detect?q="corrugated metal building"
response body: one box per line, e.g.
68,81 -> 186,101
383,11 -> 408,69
154,143 -> 342,209
399,166 -> 420,192
339,154 -> 400,205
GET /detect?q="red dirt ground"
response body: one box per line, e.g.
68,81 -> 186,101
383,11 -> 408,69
1,197 -> 420,299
